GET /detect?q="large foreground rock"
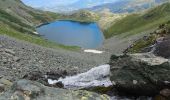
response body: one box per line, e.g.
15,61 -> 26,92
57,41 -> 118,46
0,80 -> 110,100
109,53 -> 170,96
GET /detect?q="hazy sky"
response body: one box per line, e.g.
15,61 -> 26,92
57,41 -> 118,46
22,0 -> 78,7
22,0 -> 119,7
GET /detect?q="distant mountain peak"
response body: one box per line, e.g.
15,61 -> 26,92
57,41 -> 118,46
22,0 -> 120,13
21,0 -> 169,13
87,0 -> 169,13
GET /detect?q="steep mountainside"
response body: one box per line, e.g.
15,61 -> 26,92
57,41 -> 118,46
0,0 -> 59,34
104,2 -> 170,38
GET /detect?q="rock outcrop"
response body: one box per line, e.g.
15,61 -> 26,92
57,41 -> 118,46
109,53 -> 170,96
154,35 -> 170,58
124,23 -> 170,54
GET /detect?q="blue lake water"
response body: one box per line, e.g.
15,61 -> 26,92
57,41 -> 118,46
36,20 -> 104,49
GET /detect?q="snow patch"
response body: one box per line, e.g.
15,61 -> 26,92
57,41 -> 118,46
84,49 -> 104,54
48,64 -> 112,89
164,81 -> 170,84
33,32 -> 39,35
133,80 -> 138,85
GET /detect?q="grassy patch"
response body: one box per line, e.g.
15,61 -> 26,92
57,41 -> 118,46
126,22 -> 170,53
0,9 -> 33,29
127,35 -> 157,53
0,8 -> 36,35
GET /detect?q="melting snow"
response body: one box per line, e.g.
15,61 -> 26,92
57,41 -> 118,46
48,64 -> 112,89
33,32 -> 39,35
164,81 -> 170,84
84,49 -> 104,54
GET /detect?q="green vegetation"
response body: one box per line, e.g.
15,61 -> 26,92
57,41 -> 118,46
127,22 -> 170,53
127,35 -> 157,53
0,0 -> 56,35
0,9 -> 34,34
0,9 -> 32,29
104,3 -> 170,38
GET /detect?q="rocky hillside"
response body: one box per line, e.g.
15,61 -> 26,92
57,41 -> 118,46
124,23 -> 170,54
59,10 -> 100,22
104,2 -> 170,38
0,34 -> 112,99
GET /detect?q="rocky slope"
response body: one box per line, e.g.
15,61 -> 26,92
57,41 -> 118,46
1,34 -> 170,99
0,35 -> 110,82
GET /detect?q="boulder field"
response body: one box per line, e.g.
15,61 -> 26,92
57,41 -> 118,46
1,52 -> 170,99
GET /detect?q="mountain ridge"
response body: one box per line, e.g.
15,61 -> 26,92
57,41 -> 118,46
22,0 -> 169,13
22,0 -> 118,13
87,0 -> 169,13
104,2 -> 170,38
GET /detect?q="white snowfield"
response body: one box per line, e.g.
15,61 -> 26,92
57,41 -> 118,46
84,49 -> 104,54
33,31 -> 39,35
48,64 -> 112,89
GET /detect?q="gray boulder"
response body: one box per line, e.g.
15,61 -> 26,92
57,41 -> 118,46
154,35 -> 170,58
109,53 -> 170,96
